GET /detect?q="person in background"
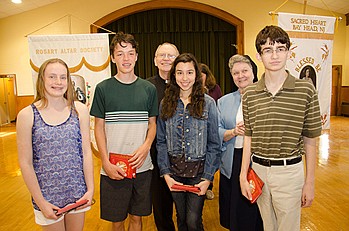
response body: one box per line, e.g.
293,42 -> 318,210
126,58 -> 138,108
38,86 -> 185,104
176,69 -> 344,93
240,25 -> 322,231
147,42 -> 179,231
200,63 -> 222,102
157,53 -> 221,231
16,58 -> 94,231
199,62 -> 222,200
218,54 -> 263,231
90,32 -> 158,231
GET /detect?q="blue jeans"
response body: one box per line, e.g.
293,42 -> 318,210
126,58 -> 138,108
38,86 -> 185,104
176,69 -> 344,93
171,175 -> 205,231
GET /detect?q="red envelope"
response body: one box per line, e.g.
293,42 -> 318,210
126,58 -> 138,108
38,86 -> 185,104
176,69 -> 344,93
171,184 -> 201,193
247,168 -> 264,203
56,199 -> 88,215
109,153 -> 136,179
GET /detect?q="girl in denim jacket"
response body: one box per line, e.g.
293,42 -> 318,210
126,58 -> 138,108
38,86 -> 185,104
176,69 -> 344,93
157,53 -> 220,231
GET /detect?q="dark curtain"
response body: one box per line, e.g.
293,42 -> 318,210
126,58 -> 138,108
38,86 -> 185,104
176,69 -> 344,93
98,8 -> 238,94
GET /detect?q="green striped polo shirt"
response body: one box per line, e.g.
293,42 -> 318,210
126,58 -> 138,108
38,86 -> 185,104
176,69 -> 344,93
90,77 -> 158,174
242,71 -> 322,158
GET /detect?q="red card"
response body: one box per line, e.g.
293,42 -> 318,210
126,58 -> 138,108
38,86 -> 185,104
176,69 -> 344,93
171,184 -> 201,193
56,199 -> 88,215
109,153 -> 136,179
247,168 -> 264,203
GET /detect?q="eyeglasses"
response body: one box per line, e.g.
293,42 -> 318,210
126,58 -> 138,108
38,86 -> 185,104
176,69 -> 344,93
156,53 -> 177,59
261,46 -> 288,56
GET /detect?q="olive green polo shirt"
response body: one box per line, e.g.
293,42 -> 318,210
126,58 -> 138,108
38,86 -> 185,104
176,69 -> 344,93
242,71 -> 322,158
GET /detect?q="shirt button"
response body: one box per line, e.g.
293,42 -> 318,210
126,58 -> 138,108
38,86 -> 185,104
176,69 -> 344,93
186,129 -> 189,132
198,132 -> 201,136
186,115 -> 189,119
188,157 -> 191,160
187,142 -> 190,146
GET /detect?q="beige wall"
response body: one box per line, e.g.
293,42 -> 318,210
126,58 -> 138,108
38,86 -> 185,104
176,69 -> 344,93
345,25 -> 349,86
0,0 -> 347,96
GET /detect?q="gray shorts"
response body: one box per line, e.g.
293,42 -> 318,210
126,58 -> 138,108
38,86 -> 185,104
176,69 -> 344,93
100,170 -> 152,222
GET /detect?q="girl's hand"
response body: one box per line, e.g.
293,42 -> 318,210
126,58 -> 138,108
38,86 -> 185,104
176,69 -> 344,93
75,190 -> 94,210
164,174 -> 183,191
195,180 -> 210,196
38,200 -> 61,219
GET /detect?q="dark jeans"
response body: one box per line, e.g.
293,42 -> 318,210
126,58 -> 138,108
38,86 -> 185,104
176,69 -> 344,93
171,175 -> 205,231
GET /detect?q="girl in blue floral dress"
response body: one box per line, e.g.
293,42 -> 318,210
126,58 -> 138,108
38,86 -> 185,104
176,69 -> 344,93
16,58 -> 94,230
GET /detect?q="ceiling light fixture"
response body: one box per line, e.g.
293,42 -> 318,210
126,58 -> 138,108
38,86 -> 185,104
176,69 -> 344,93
11,0 -> 22,4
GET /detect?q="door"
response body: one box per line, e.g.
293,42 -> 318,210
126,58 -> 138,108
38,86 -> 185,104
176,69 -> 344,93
0,78 -> 10,125
0,75 -> 17,125
331,65 -> 342,116
6,77 -> 17,121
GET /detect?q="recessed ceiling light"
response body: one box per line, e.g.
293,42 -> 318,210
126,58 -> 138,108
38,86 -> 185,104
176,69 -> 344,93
12,0 -> 22,4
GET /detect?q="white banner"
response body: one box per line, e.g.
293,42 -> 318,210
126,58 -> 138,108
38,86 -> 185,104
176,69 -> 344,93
28,33 -> 111,107
278,12 -> 336,129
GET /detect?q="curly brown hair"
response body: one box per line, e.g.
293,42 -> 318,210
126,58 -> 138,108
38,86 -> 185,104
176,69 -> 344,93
161,53 -> 205,120
110,31 -> 139,58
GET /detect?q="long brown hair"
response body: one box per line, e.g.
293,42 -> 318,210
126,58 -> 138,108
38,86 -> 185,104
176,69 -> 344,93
161,53 -> 205,119
33,58 -> 76,109
199,63 -> 216,91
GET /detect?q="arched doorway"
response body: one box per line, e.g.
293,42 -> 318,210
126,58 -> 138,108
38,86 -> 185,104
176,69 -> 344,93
91,0 -> 244,94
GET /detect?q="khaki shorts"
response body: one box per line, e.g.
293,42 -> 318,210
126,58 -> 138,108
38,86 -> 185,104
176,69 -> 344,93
34,206 -> 91,226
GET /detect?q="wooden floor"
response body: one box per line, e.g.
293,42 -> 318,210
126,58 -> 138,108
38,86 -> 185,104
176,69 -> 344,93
0,116 -> 348,230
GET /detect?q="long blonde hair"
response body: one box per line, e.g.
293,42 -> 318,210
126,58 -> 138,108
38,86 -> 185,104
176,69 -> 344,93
33,58 -> 76,109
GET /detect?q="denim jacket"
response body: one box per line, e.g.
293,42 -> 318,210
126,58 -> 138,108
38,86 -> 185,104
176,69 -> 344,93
217,90 -> 241,178
157,94 -> 220,181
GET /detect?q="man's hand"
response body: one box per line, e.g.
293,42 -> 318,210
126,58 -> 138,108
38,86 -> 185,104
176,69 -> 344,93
301,181 -> 315,207
129,143 -> 150,169
240,176 -> 253,201
103,161 -> 126,180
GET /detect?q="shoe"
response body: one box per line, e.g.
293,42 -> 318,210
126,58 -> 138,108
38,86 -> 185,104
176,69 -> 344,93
206,189 -> 214,200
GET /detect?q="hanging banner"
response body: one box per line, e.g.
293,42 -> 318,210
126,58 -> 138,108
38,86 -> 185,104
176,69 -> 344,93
278,12 -> 336,129
28,33 -> 111,107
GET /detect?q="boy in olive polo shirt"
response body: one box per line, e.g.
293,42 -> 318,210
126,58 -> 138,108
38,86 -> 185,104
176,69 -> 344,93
240,25 -> 322,231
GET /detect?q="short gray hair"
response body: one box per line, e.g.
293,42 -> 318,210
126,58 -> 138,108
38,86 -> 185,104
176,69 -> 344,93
154,42 -> 179,57
228,54 -> 252,70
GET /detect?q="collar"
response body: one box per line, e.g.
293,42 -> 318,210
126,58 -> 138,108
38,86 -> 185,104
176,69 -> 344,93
156,74 -> 167,84
255,70 -> 295,92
